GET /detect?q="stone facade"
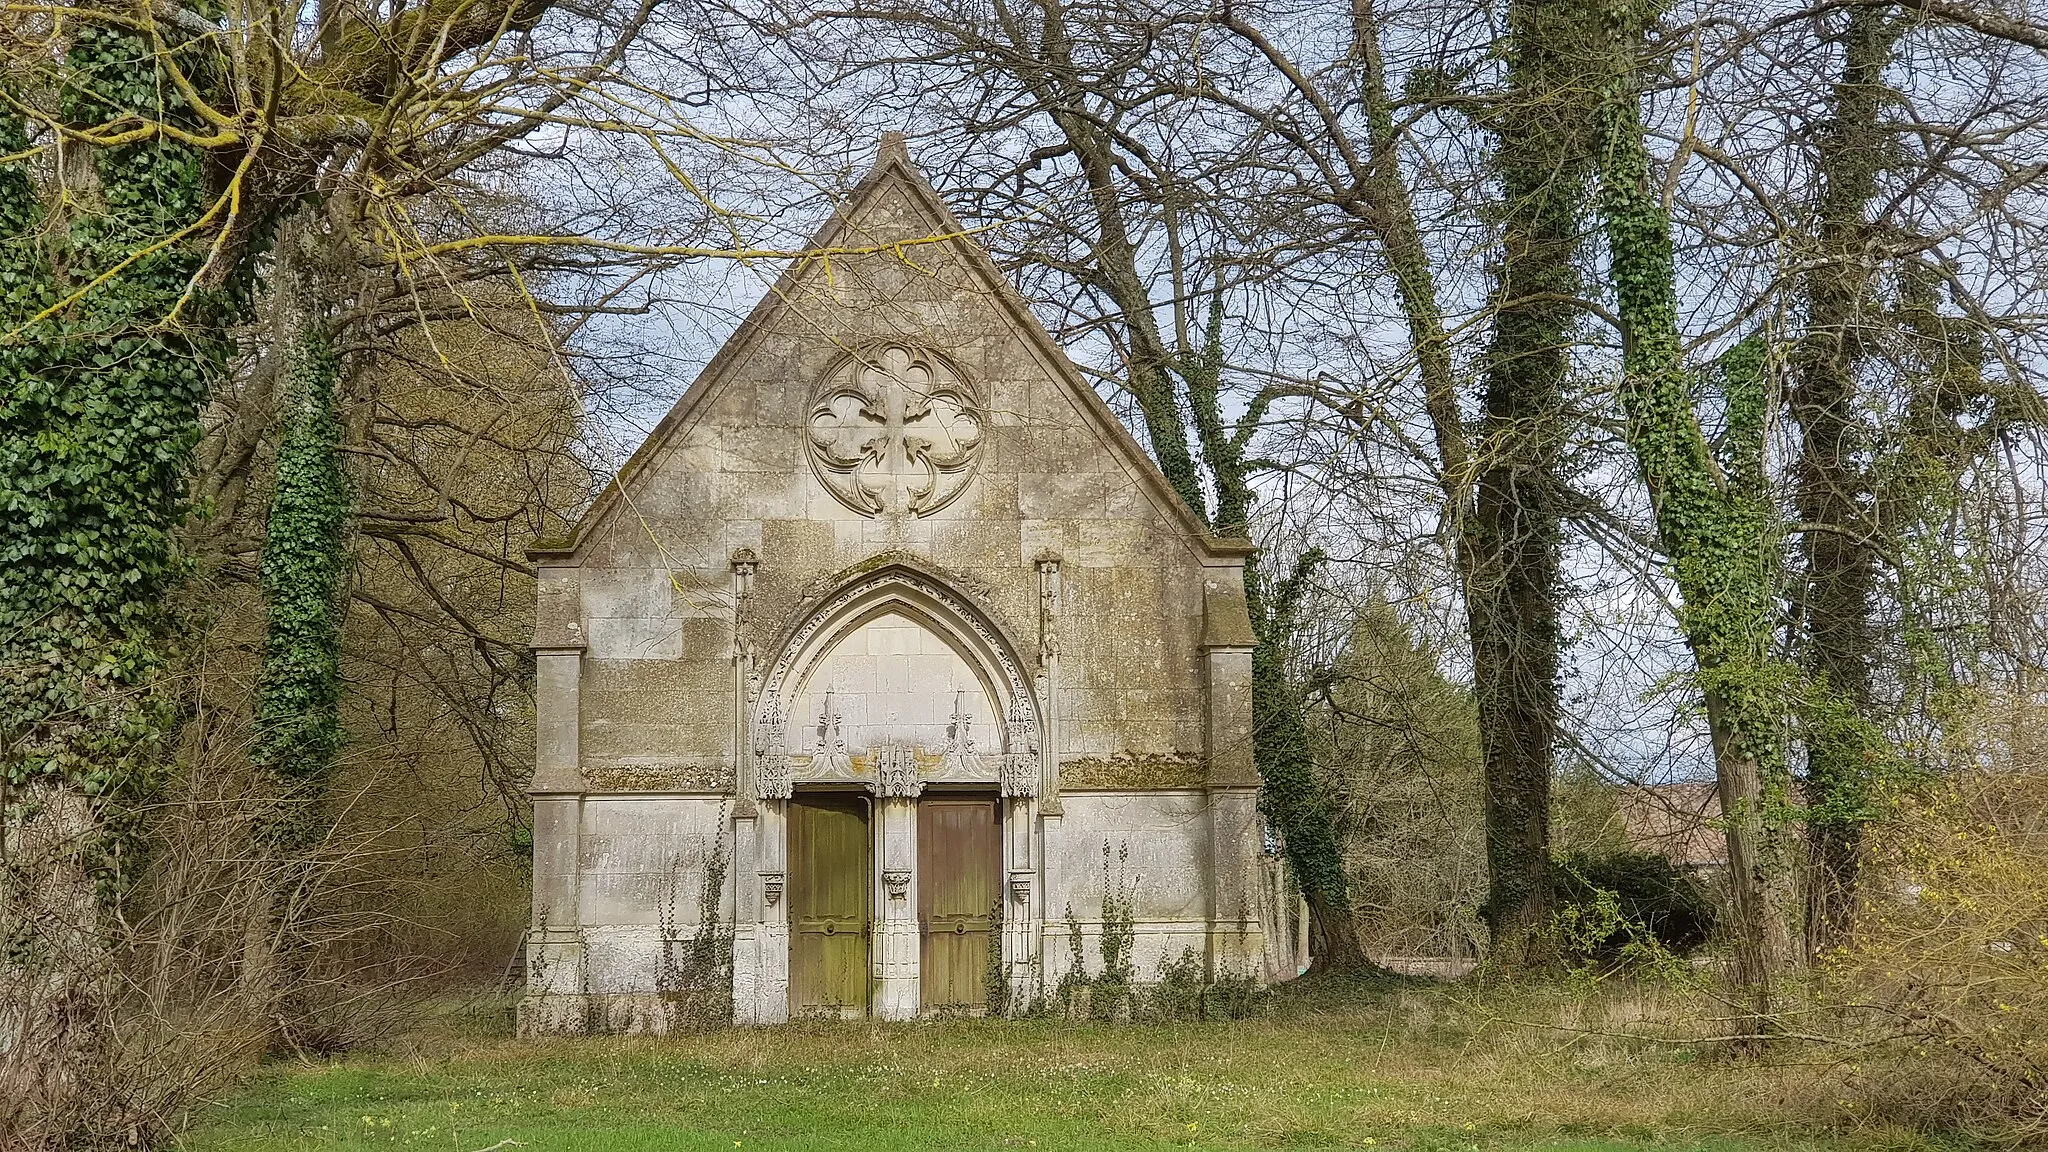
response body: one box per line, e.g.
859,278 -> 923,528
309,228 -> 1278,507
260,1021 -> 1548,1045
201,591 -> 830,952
520,135 -> 1295,1032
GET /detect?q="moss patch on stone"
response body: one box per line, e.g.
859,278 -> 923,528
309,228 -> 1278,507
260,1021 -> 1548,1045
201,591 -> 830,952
1059,752 -> 1206,791
582,762 -> 735,793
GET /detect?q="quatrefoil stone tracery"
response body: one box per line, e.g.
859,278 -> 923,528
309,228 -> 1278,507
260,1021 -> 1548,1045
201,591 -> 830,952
806,346 -> 983,517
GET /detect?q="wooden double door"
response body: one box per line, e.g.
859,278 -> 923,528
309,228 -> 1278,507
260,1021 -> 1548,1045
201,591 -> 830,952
786,792 -> 1001,1017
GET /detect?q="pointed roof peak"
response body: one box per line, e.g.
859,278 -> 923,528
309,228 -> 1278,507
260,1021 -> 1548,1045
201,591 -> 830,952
532,126 -> 1254,566
838,129 -> 943,233
878,129 -> 911,168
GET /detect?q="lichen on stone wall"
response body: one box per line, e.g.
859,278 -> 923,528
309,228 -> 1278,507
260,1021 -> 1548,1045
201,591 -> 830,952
1059,752 -> 1206,791
582,762 -> 735,793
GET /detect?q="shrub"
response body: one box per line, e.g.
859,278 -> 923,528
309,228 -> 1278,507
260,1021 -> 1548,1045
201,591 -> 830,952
1825,767 -> 2048,1141
1138,948 -> 1207,1022
1549,850 -> 1717,964
1126,949 -> 1265,1023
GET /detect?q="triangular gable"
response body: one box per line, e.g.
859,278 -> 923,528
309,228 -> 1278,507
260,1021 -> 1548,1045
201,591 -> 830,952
533,134 -> 1252,564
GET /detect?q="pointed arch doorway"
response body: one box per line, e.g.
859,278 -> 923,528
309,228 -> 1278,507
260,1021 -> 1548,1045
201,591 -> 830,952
745,564 -> 1044,1021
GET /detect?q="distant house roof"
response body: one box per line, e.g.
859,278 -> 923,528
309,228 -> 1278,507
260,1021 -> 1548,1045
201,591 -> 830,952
1616,782 -> 1726,869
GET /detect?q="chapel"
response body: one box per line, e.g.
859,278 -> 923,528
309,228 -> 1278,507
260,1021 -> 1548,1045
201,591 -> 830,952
520,135 -> 1298,1031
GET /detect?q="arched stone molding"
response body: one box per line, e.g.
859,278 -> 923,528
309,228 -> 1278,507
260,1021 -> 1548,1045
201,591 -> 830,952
751,563 -> 1043,800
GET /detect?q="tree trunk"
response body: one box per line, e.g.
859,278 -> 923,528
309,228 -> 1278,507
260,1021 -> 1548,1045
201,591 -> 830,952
1304,887 -> 1372,974
1469,547 -> 1561,955
1465,0 -> 1596,957
1707,691 -> 1803,1016
0,785 -> 114,1145
1792,6 -> 1899,957
1350,0 -> 1577,960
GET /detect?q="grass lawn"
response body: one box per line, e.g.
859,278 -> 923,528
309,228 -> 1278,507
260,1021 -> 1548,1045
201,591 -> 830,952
176,985 -> 1964,1152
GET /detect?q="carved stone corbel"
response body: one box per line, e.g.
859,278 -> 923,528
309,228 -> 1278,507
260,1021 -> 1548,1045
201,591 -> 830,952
874,744 -> 923,798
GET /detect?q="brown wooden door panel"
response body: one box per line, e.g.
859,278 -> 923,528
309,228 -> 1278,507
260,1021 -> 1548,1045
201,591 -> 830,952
918,795 -> 1000,1010
789,794 -> 870,1016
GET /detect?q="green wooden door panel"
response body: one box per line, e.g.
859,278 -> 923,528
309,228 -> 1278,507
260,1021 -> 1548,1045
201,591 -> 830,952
918,795 -> 1000,1011
790,794 -> 870,1016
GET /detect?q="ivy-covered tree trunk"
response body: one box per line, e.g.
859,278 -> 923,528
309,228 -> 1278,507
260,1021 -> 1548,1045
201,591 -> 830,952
254,323 -> 352,846
1466,0 -> 1598,958
1590,24 -> 1802,1028
0,17 -> 235,1132
1361,0 -> 1588,963
242,315 -> 353,1040
1349,0 -> 1594,963
1791,7 -> 1901,958
1181,300 -> 1374,975
1179,301 -> 1372,973
1246,551 -> 1372,973
1023,15 -> 1374,970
